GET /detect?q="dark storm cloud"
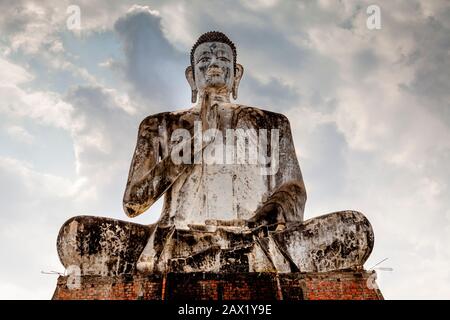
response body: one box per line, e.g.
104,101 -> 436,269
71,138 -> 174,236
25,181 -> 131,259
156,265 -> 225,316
401,14 -> 450,122
114,7 -> 189,110
65,85 -> 137,180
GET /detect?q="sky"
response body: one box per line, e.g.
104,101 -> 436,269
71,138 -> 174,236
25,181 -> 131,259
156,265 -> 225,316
0,0 -> 449,299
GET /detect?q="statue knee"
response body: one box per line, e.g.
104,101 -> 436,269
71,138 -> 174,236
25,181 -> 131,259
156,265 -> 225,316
271,210 -> 374,272
57,216 -> 151,276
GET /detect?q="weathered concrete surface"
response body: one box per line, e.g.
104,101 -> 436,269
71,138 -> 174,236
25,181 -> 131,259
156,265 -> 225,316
272,210 -> 374,272
55,31 -> 378,283
57,211 -> 373,275
57,216 -> 150,276
122,103 -> 307,230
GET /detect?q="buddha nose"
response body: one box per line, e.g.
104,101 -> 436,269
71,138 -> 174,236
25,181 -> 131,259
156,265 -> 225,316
209,56 -> 219,67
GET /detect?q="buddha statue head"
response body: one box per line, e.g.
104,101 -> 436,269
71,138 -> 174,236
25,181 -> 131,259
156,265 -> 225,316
185,31 -> 244,103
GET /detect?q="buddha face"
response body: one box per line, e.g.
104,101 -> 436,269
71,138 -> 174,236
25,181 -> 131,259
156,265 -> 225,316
186,41 -> 243,102
193,41 -> 234,92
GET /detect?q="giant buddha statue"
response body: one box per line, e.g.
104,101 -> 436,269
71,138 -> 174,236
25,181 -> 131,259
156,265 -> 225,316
57,31 -> 374,277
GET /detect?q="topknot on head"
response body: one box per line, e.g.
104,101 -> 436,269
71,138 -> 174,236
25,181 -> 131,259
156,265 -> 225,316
190,31 -> 237,70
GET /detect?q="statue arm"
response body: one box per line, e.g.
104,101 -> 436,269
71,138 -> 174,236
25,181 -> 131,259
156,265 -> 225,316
276,114 -> 307,221
250,114 -> 307,226
123,116 -> 190,218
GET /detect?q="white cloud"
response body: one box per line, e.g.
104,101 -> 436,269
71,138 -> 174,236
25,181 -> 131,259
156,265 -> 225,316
0,57 -> 33,86
0,0 -> 136,54
0,156 -> 82,199
5,125 -> 35,144
0,85 -> 75,131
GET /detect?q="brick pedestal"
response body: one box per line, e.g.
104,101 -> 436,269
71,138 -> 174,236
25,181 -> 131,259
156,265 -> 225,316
52,271 -> 383,300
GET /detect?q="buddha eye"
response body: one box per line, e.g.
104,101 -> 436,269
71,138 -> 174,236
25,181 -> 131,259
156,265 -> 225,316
198,57 -> 210,63
218,57 -> 230,62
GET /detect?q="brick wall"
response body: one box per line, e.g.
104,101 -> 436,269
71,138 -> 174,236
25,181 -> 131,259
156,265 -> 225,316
52,271 -> 383,300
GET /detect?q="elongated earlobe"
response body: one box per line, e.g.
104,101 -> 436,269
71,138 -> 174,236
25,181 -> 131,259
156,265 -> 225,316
232,64 -> 244,100
233,85 -> 238,100
191,89 -> 198,103
232,83 -> 238,100
185,66 -> 197,103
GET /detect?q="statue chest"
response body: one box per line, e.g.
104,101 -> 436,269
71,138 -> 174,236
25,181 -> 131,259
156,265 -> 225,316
168,163 -> 270,229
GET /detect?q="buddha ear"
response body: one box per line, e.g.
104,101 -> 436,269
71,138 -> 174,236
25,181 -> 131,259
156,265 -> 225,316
232,64 -> 244,100
185,66 -> 198,103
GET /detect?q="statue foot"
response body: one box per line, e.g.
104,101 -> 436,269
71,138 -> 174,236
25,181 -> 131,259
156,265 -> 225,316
57,215 -> 151,276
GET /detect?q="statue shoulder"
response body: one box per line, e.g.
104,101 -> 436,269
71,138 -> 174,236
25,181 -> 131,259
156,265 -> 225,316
234,104 -> 291,127
140,111 -> 168,128
139,108 -> 193,129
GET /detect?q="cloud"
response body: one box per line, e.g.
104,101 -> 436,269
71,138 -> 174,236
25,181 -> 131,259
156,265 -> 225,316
0,157 -> 79,209
239,76 -> 301,111
0,57 -> 75,131
0,57 -> 33,86
65,85 -> 138,178
0,2 -> 61,54
113,5 -> 189,110
0,156 -> 84,299
0,0 -> 139,54
0,77 -> 161,300
4,125 -> 35,144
